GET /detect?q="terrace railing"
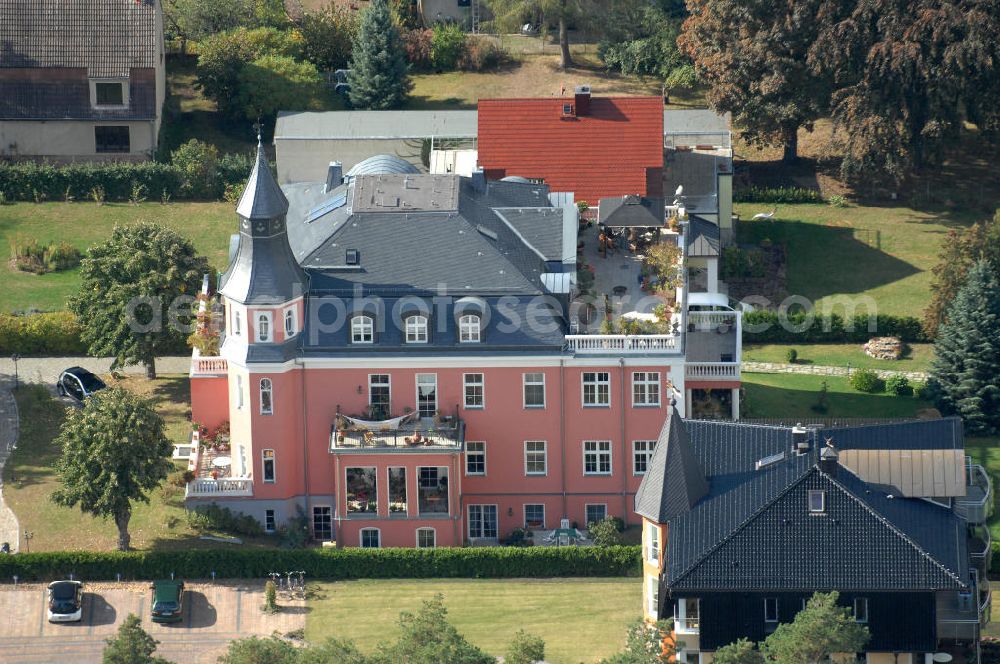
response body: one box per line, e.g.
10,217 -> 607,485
565,334 -> 681,355
686,362 -> 740,380
185,478 -> 253,498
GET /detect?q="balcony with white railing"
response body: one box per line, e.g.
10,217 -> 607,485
686,362 -> 741,380
955,461 -> 993,524
190,350 -> 228,377
186,477 -> 254,497
183,435 -> 253,498
565,334 -> 682,355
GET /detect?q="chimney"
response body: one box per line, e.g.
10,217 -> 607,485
819,440 -> 839,476
574,85 -> 591,116
471,167 -> 487,193
792,424 -> 810,456
325,161 -> 343,192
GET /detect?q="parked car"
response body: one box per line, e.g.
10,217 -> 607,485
150,579 -> 185,623
56,367 -> 106,404
47,580 -> 83,622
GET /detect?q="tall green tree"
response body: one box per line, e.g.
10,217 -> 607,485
218,635 -> 302,664
930,260 -> 1000,435
236,54 -> 324,124
372,594 -> 493,664
52,388 -> 174,551
598,3 -> 688,82
712,639 -> 764,664
761,592 -> 869,664
163,0 -> 288,44
601,620 -> 677,664
679,0 -> 833,163
923,211 -> 1000,338
295,5 -> 358,72
348,0 -> 412,110
70,223 -> 208,379
103,614 -> 172,664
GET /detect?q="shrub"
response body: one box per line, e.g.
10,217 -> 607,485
168,469 -> 196,488
263,579 -> 278,613
187,503 -> 265,537
885,374 -> 913,396
849,368 -> 885,393
505,630 -> 546,664
734,186 -> 824,204
503,527 -> 534,547
236,54 -> 324,124
0,311 -> 86,355
458,37 -> 509,71
785,348 -> 798,364
171,139 -> 220,199
402,28 -> 433,69
912,381 -> 931,400
741,310 -> 928,343
9,236 -> 82,274
0,545 -> 642,581
828,194 -> 848,208
430,23 -> 466,71
297,5 -> 357,72
589,516 -> 624,546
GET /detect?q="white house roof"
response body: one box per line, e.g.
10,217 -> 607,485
275,110 -> 478,140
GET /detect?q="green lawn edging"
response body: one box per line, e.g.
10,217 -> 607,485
0,546 -> 642,582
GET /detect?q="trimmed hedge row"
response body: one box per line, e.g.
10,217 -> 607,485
734,186 -> 825,204
0,311 -> 88,355
742,310 -> 928,343
0,546 -> 642,582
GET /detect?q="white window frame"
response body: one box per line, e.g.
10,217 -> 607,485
284,307 -> 297,337
459,314 -> 481,343
405,314 -> 429,344
648,578 -> 659,618
582,372 -> 611,407
90,78 -> 129,108
853,597 -> 868,623
262,448 -> 276,483
632,371 -> 661,407
256,312 -> 273,343
633,440 -> 656,475
467,504 -> 498,539
463,373 -> 485,409
524,503 -> 545,529
368,374 -> 391,415
675,598 -> 700,634
235,374 -> 244,410
312,505 -> 333,541
259,377 -> 273,415
416,373 -> 437,418
583,440 -> 613,475
360,528 -> 381,548
264,509 -> 276,533
647,522 -> 660,564
416,527 -> 436,548
809,490 -> 826,513
523,372 -> 546,408
351,315 -> 374,344
764,597 -> 779,623
524,441 -> 547,476
466,441 -> 486,476
584,503 -> 607,527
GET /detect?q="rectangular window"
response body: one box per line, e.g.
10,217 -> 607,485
360,528 -> 380,548
809,490 -> 826,513
648,579 -> 659,617
388,467 -> 407,515
524,504 -> 545,529
633,440 -> 656,475
95,81 -> 124,105
675,598 -> 699,632
416,373 -> 437,418
262,449 -> 276,483
466,441 -> 486,475
416,528 -> 436,548
94,126 -> 130,153
582,372 -> 611,407
463,373 -> 484,409
235,374 -> 244,410
853,598 -> 868,623
312,506 -> 332,541
346,467 -> 378,514
417,466 -> 449,515
264,509 -> 276,533
523,373 -> 545,408
468,504 -> 498,539
524,441 -> 547,476
764,597 -> 779,623
632,372 -> 661,407
584,440 -> 612,475
647,522 -> 660,564
369,374 -> 391,420
585,504 -> 607,527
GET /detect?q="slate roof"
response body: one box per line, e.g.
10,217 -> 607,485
634,408 -> 709,522
237,140 -> 290,220
598,195 -> 665,228
492,207 -> 566,262
686,215 -> 720,257
478,96 -> 664,207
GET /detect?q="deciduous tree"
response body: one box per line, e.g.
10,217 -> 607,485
70,223 -> 208,379
761,592 -> 869,664
601,619 -> 678,664
164,0 -> 288,44
53,389 -> 173,551
295,5 -> 358,72
348,0 -> 412,110
372,594 -> 493,664
236,55 -> 324,124
103,614 -> 172,664
712,639 -> 764,664
505,630 -> 546,664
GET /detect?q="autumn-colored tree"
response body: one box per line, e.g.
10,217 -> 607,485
679,0 -> 833,163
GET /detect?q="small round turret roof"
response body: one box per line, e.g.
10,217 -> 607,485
500,175 -> 532,184
346,154 -> 420,178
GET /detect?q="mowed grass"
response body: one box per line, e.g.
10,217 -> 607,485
743,343 -> 934,373
733,202 -> 986,317
0,201 -> 235,312
305,578 -> 641,664
742,372 -> 935,420
2,376 -> 266,552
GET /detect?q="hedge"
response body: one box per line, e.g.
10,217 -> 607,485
742,310 -> 928,344
734,186 -> 825,204
0,311 -> 87,355
0,546 -> 642,582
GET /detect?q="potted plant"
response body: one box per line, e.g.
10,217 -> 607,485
210,470 -> 219,480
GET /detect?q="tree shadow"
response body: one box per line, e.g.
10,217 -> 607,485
86,593 -> 117,627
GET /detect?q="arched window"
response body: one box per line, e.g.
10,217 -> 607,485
352,315 -> 374,343
257,313 -> 272,342
405,315 -> 428,343
284,308 -> 296,337
459,314 -> 481,343
260,378 -> 273,415
233,309 -> 242,336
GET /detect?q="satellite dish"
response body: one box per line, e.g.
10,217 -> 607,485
674,185 -> 684,197
932,654 -> 953,663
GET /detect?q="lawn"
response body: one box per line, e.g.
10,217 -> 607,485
305,578 -> 641,664
743,343 -> 934,373
741,372 -> 935,420
0,201 -> 235,312
2,376 -> 266,552
732,202 -> 987,318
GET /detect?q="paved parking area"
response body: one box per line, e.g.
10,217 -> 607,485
0,581 -> 306,663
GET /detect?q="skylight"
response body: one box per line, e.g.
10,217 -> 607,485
755,451 -> 785,471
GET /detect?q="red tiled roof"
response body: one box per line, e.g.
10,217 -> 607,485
477,96 -> 664,207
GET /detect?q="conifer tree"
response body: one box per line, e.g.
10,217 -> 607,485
348,0 -> 411,110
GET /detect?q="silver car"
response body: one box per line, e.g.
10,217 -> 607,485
47,580 -> 83,622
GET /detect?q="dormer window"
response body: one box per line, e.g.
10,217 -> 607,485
808,490 -> 825,513
91,79 -> 128,108
405,315 -> 429,343
352,315 -> 374,344
284,308 -> 296,337
459,314 -> 481,343
257,312 -> 272,343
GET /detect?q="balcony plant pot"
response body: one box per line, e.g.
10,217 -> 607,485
210,470 -> 219,480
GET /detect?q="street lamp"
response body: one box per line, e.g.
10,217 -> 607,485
22,530 -> 32,553
10,354 -> 20,390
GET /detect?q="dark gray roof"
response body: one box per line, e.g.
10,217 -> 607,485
598,195 -> 665,227
824,418 -> 964,451
492,207 -> 565,262
0,0 -> 158,77
686,215 -> 720,257
0,75 -> 157,121
635,408 -> 709,522
237,142 -> 290,220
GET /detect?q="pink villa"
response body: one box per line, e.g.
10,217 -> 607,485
185,137 -> 742,547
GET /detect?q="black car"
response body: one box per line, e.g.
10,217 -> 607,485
47,580 -> 84,622
56,367 -> 106,404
